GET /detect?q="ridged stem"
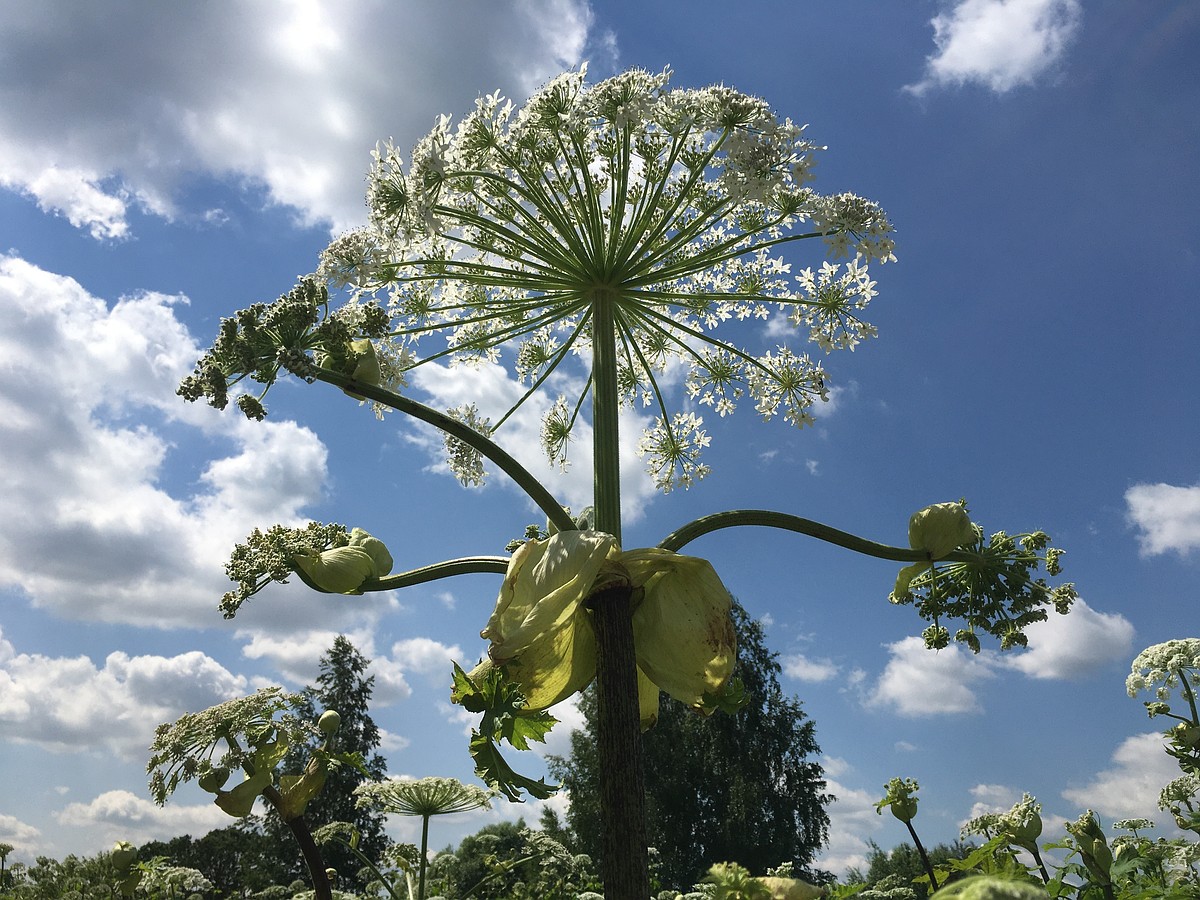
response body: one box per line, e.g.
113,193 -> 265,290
312,369 -> 575,534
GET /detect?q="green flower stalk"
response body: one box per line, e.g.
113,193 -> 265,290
354,776 -> 492,900
876,778 -> 938,891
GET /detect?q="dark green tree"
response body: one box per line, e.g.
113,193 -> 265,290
137,822 -> 285,896
548,602 -> 831,891
846,840 -> 978,898
262,634 -> 390,893
435,818 -> 600,900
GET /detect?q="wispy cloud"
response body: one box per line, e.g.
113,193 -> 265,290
782,653 -> 839,683
906,0 -> 1082,96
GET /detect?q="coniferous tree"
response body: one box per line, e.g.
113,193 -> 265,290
548,602 -> 831,891
261,634 -> 390,892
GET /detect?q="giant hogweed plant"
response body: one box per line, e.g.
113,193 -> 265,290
168,66 -> 1074,898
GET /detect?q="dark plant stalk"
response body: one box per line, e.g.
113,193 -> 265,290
586,577 -> 650,900
586,288 -> 652,899
262,785 -> 333,900
904,819 -> 938,893
1028,846 -> 1052,884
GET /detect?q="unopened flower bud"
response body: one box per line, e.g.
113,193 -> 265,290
318,709 -> 341,735
894,502 -> 976,597
909,502 -> 975,558
295,545 -> 377,593
111,841 -> 137,871
344,339 -> 381,400
348,527 -> 393,577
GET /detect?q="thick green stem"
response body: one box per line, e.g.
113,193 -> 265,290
313,369 -> 576,534
590,289 -> 622,543
589,288 -> 650,899
658,509 -> 976,563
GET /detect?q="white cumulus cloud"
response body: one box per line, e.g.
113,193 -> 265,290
0,630 -> 248,759
0,813 -> 42,855
1126,481 -> 1200,557
1061,732 -> 1184,828
1000,599 -> 1134,680
868,636 -> 993,716
906,0 -> 1082,96
0,1 -> 605,238
55,790 -> 230,851
0,255 -> 408,636
817,758 -> 889,877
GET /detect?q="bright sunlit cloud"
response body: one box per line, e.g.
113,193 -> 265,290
0,1 -> 604,237
906,0 -> 1082,95
818,757 -> 888,876
1126,481 -> 1200,557
54,790 -> 230,851
0,255 -> 333,630
0,629 -> 247,760
868,636 -> 993,716
999,599 -> 1134,680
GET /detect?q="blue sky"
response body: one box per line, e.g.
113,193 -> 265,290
1,0 -> 1198,878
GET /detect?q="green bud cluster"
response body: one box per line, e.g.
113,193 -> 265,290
220,522 -> 351,617
890,503 -> 1076,654
1065,810 -> 1113,885
177,275 -> 391,420
876,777 -> 920,824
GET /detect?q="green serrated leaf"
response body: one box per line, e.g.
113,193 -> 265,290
451,661 -> 489,713
451,661 -> 559,800
468,732 -> 557,802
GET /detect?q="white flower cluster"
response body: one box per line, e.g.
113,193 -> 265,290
443,404 -> 492,487
637,411 -> 712,492
1127,638 -> 1200,701
317,65 -> 894,490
